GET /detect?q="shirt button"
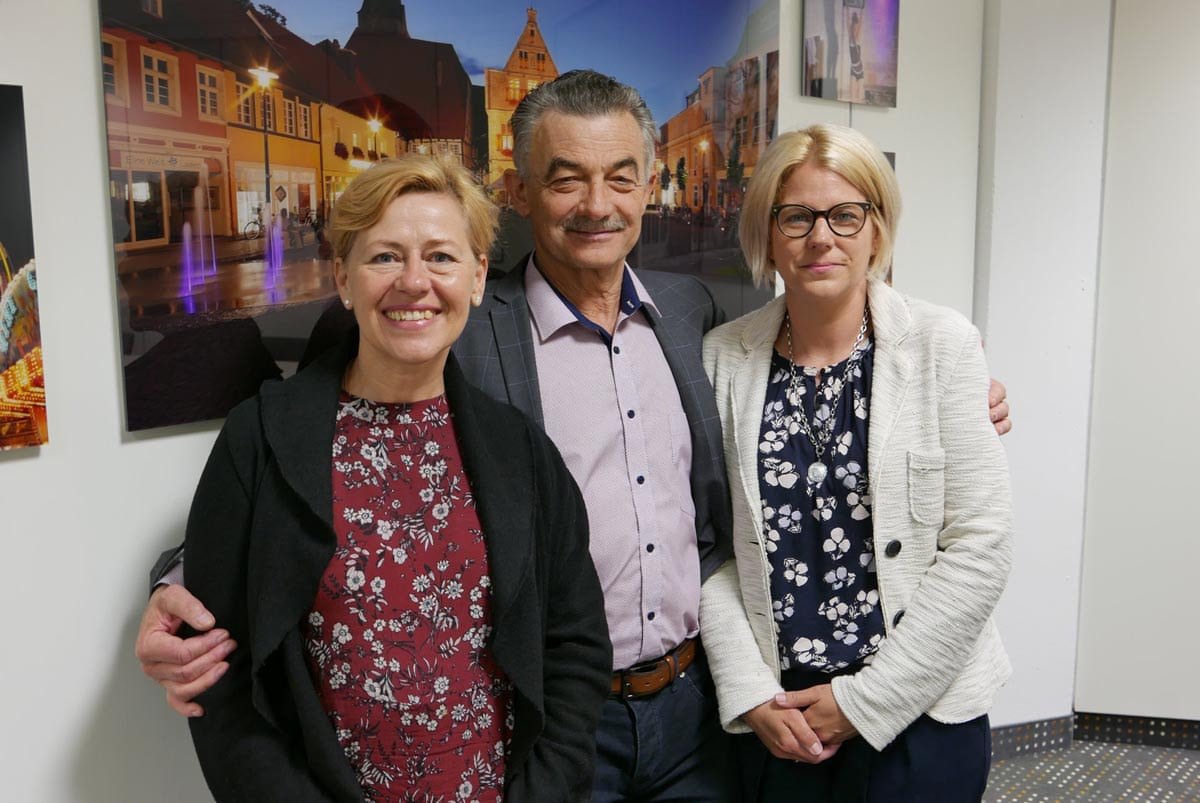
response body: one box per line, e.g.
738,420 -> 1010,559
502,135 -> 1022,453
647,611 -> 656,621
627,409 -> 636,419
885,540 -> 902,558
636,475 -> 645,485
613,345 -> 621,354
892,609 -> 906,627
646,544 -> 655,553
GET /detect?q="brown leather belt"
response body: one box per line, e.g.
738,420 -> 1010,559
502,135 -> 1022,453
611,638 -> 697,698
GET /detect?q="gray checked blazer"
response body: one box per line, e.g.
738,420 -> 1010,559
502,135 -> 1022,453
456,258 -> 733,583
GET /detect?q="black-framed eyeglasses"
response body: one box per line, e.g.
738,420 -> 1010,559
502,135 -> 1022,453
771,202 -> 873,238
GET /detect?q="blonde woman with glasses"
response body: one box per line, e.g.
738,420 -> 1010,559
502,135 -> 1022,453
700,124 -> 1012,801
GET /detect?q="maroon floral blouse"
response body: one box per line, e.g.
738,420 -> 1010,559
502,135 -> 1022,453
302,393 -> 513,802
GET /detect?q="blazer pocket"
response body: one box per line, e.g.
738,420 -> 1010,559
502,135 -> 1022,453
907,450 -> 946,526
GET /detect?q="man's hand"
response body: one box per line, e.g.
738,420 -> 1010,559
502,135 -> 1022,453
774,685 -> 858,745
988,378 -> 1011,436
741,697 -> 841,764
135,585 -> 236,717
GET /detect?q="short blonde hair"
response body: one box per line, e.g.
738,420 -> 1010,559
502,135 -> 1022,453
328,155 -> 499,261
739,124 -> 901,287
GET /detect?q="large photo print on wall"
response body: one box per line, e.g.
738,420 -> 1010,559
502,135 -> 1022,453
98,0 -> 779,431
802,0 -> 899,107
0,84 -> 48,450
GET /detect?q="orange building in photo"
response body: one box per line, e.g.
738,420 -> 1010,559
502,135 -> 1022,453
320,103 -> 404,212
485,8 -> 559,200
661,67 -> 726,215
224,69 -> 322,234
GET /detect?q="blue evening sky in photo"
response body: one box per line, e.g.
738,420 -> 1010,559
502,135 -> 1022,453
265,0 -> 759,126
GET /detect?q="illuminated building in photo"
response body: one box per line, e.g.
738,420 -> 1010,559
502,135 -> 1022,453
485,8 -> 559,200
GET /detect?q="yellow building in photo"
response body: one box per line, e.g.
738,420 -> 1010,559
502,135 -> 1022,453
484,8 -> 558,201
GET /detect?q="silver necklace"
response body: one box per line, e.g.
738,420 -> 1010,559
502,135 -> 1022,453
782,306 -> 870,485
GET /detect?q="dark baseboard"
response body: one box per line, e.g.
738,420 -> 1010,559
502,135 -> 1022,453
990,715 -> 1074,761
1074,712 -> 1200,751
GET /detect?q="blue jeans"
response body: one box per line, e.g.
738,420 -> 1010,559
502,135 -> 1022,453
592,652 -> 740,802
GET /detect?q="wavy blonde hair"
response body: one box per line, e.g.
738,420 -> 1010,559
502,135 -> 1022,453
328,155 -> 499,260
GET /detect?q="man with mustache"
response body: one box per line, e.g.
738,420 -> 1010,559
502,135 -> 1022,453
137,70 -> 1010,799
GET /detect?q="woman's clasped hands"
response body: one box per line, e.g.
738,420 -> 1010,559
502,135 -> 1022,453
742,682 -> 857,764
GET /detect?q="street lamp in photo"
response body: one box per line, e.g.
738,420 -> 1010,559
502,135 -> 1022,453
699,139 -> 710,221
368,117 -> 382,158
248,67 -> 278,225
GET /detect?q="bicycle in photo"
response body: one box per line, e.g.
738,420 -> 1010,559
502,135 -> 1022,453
243,207 -> 265,240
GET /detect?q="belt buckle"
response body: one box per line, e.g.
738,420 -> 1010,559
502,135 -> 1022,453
626,655 -> 662,675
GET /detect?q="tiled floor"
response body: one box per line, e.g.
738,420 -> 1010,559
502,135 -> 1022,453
986,741 -> 1200,801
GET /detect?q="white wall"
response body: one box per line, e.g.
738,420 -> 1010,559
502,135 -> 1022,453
777,0 -> 985,317
1074,0 -> 1200,719
974,0 -> 1113,727
0,0 -> 216,799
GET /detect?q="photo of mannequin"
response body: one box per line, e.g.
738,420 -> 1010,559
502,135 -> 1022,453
848,12 -> 866,102
801,0 -> 897,107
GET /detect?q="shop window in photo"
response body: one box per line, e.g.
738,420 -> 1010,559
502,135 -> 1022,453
111,169 -> 166,245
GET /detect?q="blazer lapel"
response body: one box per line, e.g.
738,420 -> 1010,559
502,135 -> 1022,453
258,339 -> 351,530
442,355 -> 534,674
729,296 -> 787,541
865,279 -> 914,499
644,303 -> 702,429
248,343 -> 346,706
488,264 -> 544,426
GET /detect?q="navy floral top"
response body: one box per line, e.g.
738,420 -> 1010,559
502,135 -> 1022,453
758,340 -> 887,673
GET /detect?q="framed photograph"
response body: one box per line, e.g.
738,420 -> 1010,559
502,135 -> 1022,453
99,0 -> 779,430
0,84 -> 48,450
802,0 -> 899,107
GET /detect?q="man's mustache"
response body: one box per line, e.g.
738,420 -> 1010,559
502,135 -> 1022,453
563,216 -> 628,233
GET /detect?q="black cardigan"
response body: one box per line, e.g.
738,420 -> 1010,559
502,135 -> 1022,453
184,337 -> 612,802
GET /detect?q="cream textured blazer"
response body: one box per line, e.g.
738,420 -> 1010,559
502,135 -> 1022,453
699,279 -> 1012,751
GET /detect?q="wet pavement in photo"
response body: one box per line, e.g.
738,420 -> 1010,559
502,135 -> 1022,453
117,237 -> 336,333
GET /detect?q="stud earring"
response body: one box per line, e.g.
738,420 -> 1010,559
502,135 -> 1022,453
343,298 -> 352,309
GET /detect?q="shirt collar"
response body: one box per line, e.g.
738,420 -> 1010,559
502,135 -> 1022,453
524,255 -> 659,346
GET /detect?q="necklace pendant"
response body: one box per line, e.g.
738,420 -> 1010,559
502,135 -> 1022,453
807,461 -> 828,485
